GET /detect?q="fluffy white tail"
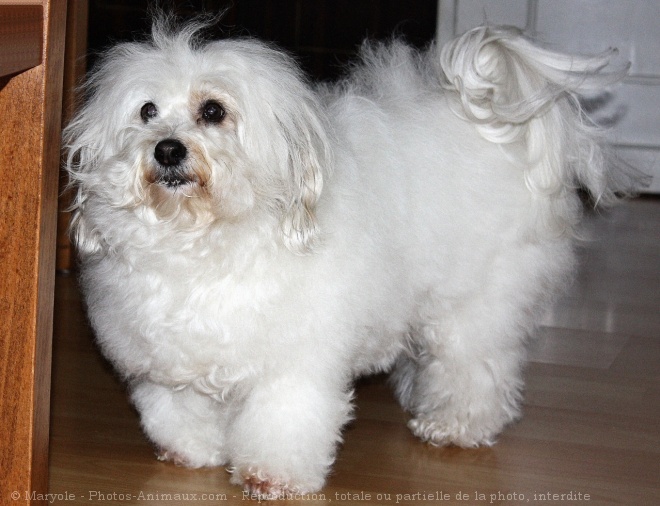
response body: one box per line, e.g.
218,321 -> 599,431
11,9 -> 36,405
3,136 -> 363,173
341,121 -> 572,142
438,26 -> 642,234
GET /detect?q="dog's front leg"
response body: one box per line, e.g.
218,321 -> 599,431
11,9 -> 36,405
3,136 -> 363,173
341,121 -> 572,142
227,371 -> 353,499
130,380 -> 229,468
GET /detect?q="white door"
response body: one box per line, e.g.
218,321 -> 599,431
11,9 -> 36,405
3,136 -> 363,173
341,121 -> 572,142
437,0 -> 660,193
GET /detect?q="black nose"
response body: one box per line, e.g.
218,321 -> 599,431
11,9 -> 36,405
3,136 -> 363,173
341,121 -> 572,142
154,139 -> 187,166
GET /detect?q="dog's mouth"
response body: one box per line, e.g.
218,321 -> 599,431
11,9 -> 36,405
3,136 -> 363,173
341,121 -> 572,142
154,166 -> 194,188
145,164 -> 203,189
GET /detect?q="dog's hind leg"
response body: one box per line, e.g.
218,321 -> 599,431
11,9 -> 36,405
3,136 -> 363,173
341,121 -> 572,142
394,317 -> 527,448
392,240 -> 573,447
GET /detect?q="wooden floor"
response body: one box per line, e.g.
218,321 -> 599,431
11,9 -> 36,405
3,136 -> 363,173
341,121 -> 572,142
48,198 -> 660,505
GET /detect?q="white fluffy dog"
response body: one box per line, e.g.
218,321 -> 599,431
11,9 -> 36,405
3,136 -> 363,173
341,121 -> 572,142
65,16 -> 636,498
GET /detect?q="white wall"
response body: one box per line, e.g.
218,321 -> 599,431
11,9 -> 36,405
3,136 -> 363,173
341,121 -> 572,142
437,0 -> 660,193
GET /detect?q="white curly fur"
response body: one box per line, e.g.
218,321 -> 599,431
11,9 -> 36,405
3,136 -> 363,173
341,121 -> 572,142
64,19 -> 639,498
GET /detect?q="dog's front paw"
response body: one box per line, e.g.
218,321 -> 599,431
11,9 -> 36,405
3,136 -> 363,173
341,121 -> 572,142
156,448 -> 193,467
408,416 -> 497,448
231,467 -> 303,501
156,447 -> 195,467
155,445 -> 226,469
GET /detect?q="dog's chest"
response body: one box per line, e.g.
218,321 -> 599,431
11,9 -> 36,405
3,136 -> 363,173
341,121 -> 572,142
87,246 -> 287,382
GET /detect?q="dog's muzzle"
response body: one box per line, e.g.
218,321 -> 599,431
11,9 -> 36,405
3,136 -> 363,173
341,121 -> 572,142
153,138 -> 190,187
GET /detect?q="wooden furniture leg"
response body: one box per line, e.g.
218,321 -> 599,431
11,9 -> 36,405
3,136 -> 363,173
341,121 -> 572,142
0,1 -> 67,504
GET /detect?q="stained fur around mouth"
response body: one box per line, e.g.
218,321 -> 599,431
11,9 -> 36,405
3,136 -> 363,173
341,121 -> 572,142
157,168 -> 191,188
149,164 -> 202,189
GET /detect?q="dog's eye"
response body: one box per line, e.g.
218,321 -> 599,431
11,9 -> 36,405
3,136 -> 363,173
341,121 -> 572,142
140,102 -> 158,123
201,100 -> 226,124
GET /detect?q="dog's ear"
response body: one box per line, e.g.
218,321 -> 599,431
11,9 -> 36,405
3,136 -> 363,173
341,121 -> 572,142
64,147 -> 106,258
62,101 -> 109,258
276,97 -> 331,254
69,204 -> 105,257
232,42 -> 333,254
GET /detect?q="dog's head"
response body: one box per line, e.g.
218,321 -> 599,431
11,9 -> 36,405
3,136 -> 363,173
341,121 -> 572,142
65,18 -> 331,256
